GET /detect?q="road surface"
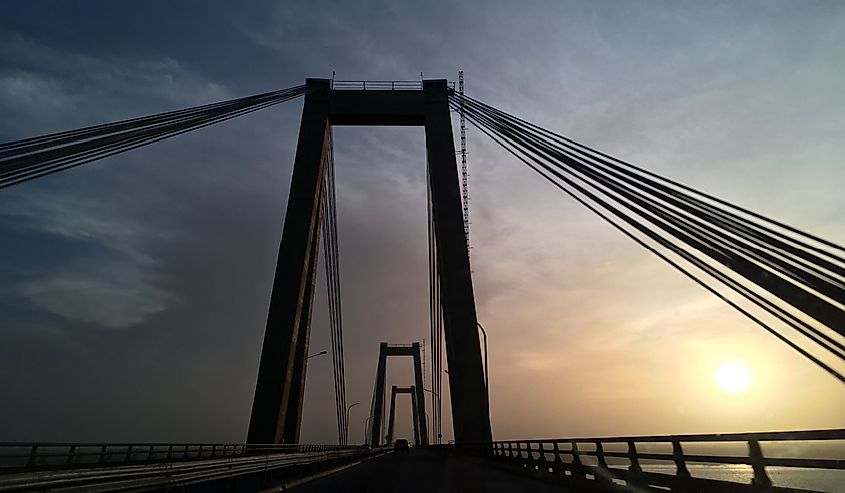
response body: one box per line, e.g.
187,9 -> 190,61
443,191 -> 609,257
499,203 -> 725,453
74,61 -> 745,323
294,447 -> 569,492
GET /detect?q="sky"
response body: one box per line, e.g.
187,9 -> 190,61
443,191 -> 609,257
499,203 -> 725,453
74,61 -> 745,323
0,1 -> 843,444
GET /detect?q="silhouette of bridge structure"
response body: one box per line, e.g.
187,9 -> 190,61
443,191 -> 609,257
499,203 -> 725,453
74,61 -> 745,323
1,78 -> 843,492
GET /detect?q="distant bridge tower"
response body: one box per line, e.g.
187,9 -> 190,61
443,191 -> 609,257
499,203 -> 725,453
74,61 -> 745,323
386,385 -> 423,446
247,79 -> 491,447
368,342 -> 428,446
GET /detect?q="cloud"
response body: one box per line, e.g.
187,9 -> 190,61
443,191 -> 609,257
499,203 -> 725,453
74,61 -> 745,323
0,31 -> 231,137
2,192 -> 172,329
23,263 -> 169,329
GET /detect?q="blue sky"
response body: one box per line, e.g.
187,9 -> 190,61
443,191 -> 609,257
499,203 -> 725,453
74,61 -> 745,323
1,1 -> 843,443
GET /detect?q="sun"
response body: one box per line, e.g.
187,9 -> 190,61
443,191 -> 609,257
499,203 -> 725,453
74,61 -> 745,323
714,361 -> 751,395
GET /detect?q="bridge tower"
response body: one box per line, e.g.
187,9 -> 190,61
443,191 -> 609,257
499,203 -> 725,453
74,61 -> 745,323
386,385 -> 422,446
248,79 -> 492,447
368,342 -> 428,446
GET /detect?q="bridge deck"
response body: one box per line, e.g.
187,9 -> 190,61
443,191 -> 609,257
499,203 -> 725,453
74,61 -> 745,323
296,448 -> 568,492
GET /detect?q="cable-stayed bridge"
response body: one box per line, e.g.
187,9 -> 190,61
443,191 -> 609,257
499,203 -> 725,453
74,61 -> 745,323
0,78 -> 843,492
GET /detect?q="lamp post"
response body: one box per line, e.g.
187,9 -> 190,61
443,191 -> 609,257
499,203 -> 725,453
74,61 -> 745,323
306,350 -> 327,360
477,323 -> 489,392
344,402 -> 360,446
363,415 -> 373,446
422,387 -> 442,444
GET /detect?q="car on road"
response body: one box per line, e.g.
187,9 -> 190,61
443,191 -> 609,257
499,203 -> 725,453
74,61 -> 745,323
393,438 -> 409,453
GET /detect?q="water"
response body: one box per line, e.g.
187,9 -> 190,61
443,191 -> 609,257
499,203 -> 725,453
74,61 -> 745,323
634,464 -> 845,492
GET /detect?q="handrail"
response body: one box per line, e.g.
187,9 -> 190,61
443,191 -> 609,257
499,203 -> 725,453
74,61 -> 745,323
489,429 -> 845,492
0,442 -> 358,472
331,80 -> 457,91
332,80 -> 423,91
496,428 -> 845,444
0,446 -> 391,492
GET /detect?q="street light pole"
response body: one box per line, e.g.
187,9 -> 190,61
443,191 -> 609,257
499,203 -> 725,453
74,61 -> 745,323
364,415 -> 373,446
422,387 -> 442,444
477,323 -> 489,392
306,350 -> 328,360
344,402 -> 360,446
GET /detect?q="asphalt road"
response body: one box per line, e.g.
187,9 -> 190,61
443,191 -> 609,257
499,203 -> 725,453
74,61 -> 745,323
293,448 -> 570,492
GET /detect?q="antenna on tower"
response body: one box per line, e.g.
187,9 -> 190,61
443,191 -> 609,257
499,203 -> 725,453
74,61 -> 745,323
458,70 -> 470,257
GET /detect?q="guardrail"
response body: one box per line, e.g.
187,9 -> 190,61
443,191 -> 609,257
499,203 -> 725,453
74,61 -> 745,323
490,429 -> 845,492
331,80 -> 456,91
0,442 -> 350,472
0,443 -> 388,491
332,80 -> 422,91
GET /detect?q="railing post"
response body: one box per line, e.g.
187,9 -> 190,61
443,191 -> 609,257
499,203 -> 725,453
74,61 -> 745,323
627,441 -> 641,472
672,440 -> 691,478
166,445 -> 173,460
65,445 -> 77,465
553,441 -> 564,472
571,441 -> 586,480
571,441 -> 582,466
593,441 -> 614,486
98,445 -> 107,464
538,442 -> 549,472
27,445 -> 38,467
595,441 -> 608,468
626,440 -> 644,487
513,443 -> 521,467
748,440 -> 772,487
147,445 -> 155,461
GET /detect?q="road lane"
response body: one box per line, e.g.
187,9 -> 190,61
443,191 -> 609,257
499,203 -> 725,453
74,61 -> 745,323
293,448 -> 570,492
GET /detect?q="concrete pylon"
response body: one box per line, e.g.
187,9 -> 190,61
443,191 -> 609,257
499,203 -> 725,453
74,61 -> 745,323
368,343 -> 429,447
386,386 -> 422,446
249,79 -> 491,447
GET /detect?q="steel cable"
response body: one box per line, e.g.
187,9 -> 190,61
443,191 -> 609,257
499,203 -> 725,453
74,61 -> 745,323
450,92 -> 844,383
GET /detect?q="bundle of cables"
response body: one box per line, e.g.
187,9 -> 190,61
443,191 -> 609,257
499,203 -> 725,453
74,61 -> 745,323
450,91 -> 845,383
0,85 -> 305,188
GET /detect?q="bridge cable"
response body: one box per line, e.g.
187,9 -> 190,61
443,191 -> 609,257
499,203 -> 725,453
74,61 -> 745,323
458,97 -> 841,347
464,106 -> 845,383
455,94 -> 845,258
456,96 -> 845,290
462,93 -> 844,358
458,95 -> 844,358
0,85 -> 306,189
321,129 -> 348,445
450,92 -> 845,383
426,154 -> 444,444
459,102 -> 845,357
452,93 -> 841,304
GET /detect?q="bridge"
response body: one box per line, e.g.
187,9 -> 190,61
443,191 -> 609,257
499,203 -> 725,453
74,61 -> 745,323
1,78 -> 843,492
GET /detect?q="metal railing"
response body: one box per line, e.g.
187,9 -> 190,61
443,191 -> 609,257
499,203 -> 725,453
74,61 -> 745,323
0,442 -> 349,472
0,443 -> 389,492
331,80 -> 457,91
332,80 -> 423,91
491,429 -> 845,492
